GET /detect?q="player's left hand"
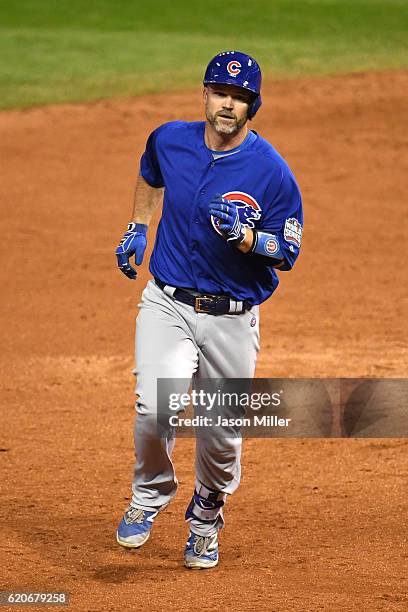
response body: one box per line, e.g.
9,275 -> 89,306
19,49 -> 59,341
115,222 -> 148,280
208,194 -> 245,244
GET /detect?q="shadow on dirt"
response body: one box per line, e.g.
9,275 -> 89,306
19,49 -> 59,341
3,500 -> 182,584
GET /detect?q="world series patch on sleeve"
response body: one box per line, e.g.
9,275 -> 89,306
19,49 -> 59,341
284,217 -> 302,251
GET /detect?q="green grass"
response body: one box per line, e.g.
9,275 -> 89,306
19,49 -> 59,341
0,0 -> 407,109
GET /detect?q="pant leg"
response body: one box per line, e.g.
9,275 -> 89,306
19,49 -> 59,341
131,281 -> 199,511
188,307 -> 260,535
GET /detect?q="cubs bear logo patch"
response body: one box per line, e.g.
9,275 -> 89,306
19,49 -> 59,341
211,191 -> 261,236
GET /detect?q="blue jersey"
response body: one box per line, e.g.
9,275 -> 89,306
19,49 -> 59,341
140,121 -> 303,305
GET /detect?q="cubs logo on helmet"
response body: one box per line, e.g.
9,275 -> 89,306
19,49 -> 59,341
211,191 -> 261,235
227,61 -> 242,76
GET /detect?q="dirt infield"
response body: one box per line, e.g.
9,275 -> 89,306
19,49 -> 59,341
1,71 -> 407,611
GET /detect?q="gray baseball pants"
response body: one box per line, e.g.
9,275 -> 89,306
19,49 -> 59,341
130,279 -> 260,536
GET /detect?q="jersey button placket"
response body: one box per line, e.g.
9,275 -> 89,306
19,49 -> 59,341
189,160 -> 216,288
189,178 -> 207,288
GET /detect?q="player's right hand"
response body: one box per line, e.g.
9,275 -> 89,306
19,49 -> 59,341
115,222 -> 148,280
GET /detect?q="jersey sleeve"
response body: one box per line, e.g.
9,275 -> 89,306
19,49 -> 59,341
260,164 -> 303,270
139,128 -> 165,188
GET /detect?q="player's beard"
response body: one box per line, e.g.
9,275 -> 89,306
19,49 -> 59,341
206,108 -> 248,135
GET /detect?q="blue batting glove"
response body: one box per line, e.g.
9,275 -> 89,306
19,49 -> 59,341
115,222 -> 148,280
208,194 -> 246,244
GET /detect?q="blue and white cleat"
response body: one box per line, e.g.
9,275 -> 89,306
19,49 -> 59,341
116,506 -> 158,549
184,531 -> 219,569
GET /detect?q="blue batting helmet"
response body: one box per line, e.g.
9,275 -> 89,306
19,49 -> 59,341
203,51 -> 262,119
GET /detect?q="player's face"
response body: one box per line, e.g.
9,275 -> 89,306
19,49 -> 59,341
204,84 -> 252,135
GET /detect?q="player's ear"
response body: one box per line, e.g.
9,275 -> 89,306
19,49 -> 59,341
203,86 -> 208,103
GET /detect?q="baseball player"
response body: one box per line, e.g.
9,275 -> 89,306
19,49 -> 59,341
115,51 -> 303,569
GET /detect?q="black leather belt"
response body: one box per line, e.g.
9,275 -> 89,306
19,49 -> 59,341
154,278 -> 251,316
